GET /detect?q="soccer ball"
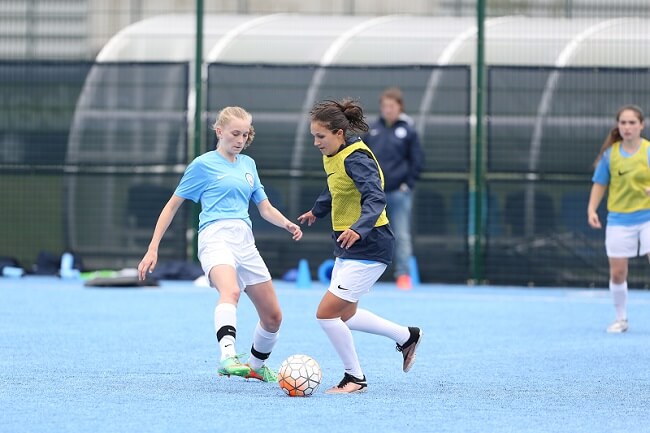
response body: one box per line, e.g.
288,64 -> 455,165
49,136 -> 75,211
278,354 -> 322,397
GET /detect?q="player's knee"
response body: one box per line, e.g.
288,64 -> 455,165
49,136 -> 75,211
263,310 -> 282,332
610,269 -> 627,284
218,288 -> 241,304
316,307 -> 334,320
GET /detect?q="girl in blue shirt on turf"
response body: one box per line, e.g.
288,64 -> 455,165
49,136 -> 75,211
588,104 -> 649,333
298,98 -> 422,394
138,106 -> 302,382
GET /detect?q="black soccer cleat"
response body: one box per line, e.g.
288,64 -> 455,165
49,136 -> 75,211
396,326 -> 422,372
325,372 -> 368,394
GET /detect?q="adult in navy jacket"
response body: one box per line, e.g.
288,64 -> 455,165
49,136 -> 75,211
364,87 -> 424,290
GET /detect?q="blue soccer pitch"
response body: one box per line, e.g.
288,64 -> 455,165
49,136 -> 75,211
1,277 -> 649,433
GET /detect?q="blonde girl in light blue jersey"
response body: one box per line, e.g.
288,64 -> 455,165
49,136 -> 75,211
138,107 -> 303,382
588,105 -> 650,333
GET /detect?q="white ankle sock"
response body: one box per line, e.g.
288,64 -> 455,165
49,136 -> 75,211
345,308 -> 410,345
248,322 -> 279,370
318,317 -> 363,379
214,303 -> 237,360
609,280 -> 628,321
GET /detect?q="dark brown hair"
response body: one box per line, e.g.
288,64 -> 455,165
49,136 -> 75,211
593,104 -> 645,167
310,98 -> 369,137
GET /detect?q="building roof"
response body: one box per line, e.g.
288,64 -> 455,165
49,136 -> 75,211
97,14 -> 650,67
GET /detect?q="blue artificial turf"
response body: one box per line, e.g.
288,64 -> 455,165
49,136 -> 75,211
1,277 -> 649,433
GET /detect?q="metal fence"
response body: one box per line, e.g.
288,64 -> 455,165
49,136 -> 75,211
2,1 -> 650,286
0,61 -> 470,281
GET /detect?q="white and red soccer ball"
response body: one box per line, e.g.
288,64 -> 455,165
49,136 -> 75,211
277,354 -> 322,397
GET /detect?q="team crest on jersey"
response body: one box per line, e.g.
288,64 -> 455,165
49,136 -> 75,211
395,126 -> 407,139
245,173 -> 254,187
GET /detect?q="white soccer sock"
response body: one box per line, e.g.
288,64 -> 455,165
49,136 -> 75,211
609,280 -> 628,321
318,317 -> 364,379
214,302 -> 237,360
345,308 -> 410,345
248,322 -> 279,370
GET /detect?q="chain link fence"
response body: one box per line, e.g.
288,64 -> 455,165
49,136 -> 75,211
2,1 -> 649,286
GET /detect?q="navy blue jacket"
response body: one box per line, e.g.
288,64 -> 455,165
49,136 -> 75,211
363,114 -> 424,192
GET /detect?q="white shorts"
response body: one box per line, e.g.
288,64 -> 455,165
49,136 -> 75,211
605,220 -> 650,258
197,219 -> 271,290
327,258 -> 387,303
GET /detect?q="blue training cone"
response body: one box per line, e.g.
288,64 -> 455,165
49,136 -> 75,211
408,256 -> 421,287
318,259 -> 335,285
296,258 -> 312,289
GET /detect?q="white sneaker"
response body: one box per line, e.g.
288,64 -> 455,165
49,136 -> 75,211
606,319 -> 628,333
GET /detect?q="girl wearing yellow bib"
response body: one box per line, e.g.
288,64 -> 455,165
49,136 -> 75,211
298,99 -> 422,394
588,105 -> 650,333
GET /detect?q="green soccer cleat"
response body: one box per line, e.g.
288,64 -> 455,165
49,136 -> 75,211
218,355 -> 251,378
245,364 -> 278,382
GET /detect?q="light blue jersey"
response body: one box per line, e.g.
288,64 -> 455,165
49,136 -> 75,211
592,146 -> 650,226
175,151 -> 268,232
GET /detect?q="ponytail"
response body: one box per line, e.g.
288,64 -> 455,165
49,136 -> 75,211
310,98 -> 369,136
593,127 -> 622,168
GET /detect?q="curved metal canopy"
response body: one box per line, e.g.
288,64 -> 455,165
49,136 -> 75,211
97,14 -> 650,67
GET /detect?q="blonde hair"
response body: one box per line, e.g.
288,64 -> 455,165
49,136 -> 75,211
212,106 -> 255,148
